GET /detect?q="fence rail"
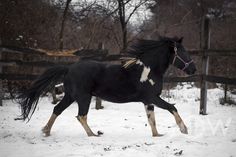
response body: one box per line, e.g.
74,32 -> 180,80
1,48 -> 236,85
1,73 -> 235,85
189,49 -> 236,56
0,45 -> 236,111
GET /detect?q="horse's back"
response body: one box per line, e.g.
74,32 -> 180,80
65,60 -> 139,103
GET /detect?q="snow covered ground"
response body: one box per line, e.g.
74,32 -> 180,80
1,84 -> 236,157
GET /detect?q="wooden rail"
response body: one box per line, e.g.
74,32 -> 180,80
0,32 -> 236,112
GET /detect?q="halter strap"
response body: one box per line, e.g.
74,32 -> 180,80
172,43 -> 193,71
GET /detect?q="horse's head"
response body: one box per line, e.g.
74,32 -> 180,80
126,37 -> 196,75
169,37 -> 196,75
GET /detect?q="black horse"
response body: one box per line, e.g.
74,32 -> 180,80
18,36 -> 196,137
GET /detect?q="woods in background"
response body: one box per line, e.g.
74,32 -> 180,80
0,0 -> 236,79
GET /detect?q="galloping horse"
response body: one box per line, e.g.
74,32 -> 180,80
17,36 -> 196,137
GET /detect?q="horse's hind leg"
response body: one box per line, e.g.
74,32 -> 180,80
75,95 -> 98,137
42,94 -> 73,136
144,104 -> 162,137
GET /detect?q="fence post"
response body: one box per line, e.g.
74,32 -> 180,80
224,84 -> 228,103
0,47 -> 3,106
95,43 -> 104,110
199,17 -> 210,115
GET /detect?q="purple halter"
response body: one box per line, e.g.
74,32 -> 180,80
172,43 -> 193,71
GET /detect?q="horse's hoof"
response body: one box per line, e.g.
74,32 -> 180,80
180,125 -> 188,134
42,131 -> 50,137
44,133 -> 50,137
153,133 -> 164,137
87,131 -> 103,137
42,127 -> 51,137
88,134 -> 100,137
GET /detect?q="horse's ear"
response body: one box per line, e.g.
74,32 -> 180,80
178,37 -> 183,43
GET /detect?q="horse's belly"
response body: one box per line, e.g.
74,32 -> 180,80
93,87 -> 139,103
96,94 -> 138,103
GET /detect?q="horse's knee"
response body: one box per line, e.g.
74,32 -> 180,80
53,105 -> 64,116
147,104 -> 154,111
168,105 -> 177,114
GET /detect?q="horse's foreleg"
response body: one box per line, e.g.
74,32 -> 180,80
144,105 -> 162,137
76,115 -> 98,137
153,96 -> 188,134
173,111 -> 188,134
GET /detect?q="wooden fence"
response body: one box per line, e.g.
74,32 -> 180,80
0,18 -> 236,113
0,46 -> 236,112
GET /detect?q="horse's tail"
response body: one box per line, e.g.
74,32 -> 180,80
17,66 -> 69,121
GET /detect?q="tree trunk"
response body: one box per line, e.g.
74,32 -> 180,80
0,45 -> 3,106
117,0 -> 127,52
59,0 -> 72,51
95,43 -> 104,110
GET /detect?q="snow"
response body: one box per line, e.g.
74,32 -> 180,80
1,85 -> 236,157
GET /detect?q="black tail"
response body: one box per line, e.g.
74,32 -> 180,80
17,66 -> 68,121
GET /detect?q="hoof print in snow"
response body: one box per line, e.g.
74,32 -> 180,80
144,142 -> 154,146
29,141 -> 36,145
3,134 -> 12,138
174,150 -> 183,156
104,146 -> 111,151
232,139 -> 236,142
122,145 -> 131,150
165,146 -> 170,149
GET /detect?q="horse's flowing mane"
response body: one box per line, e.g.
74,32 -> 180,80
122,36 -> 179,68
127,36 -> 177,57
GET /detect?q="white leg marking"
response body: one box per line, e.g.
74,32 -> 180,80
76,115 -> 98,137
173,111 -> 188,134
145,106 -> 159,137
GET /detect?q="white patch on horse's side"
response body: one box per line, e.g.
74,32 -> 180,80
136,59 -> 143,66
149,79 -> 155,86
140,66 -> 150,82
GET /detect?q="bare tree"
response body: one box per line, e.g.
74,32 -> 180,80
116,0 -> 149,51
59,0 -> 72,51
